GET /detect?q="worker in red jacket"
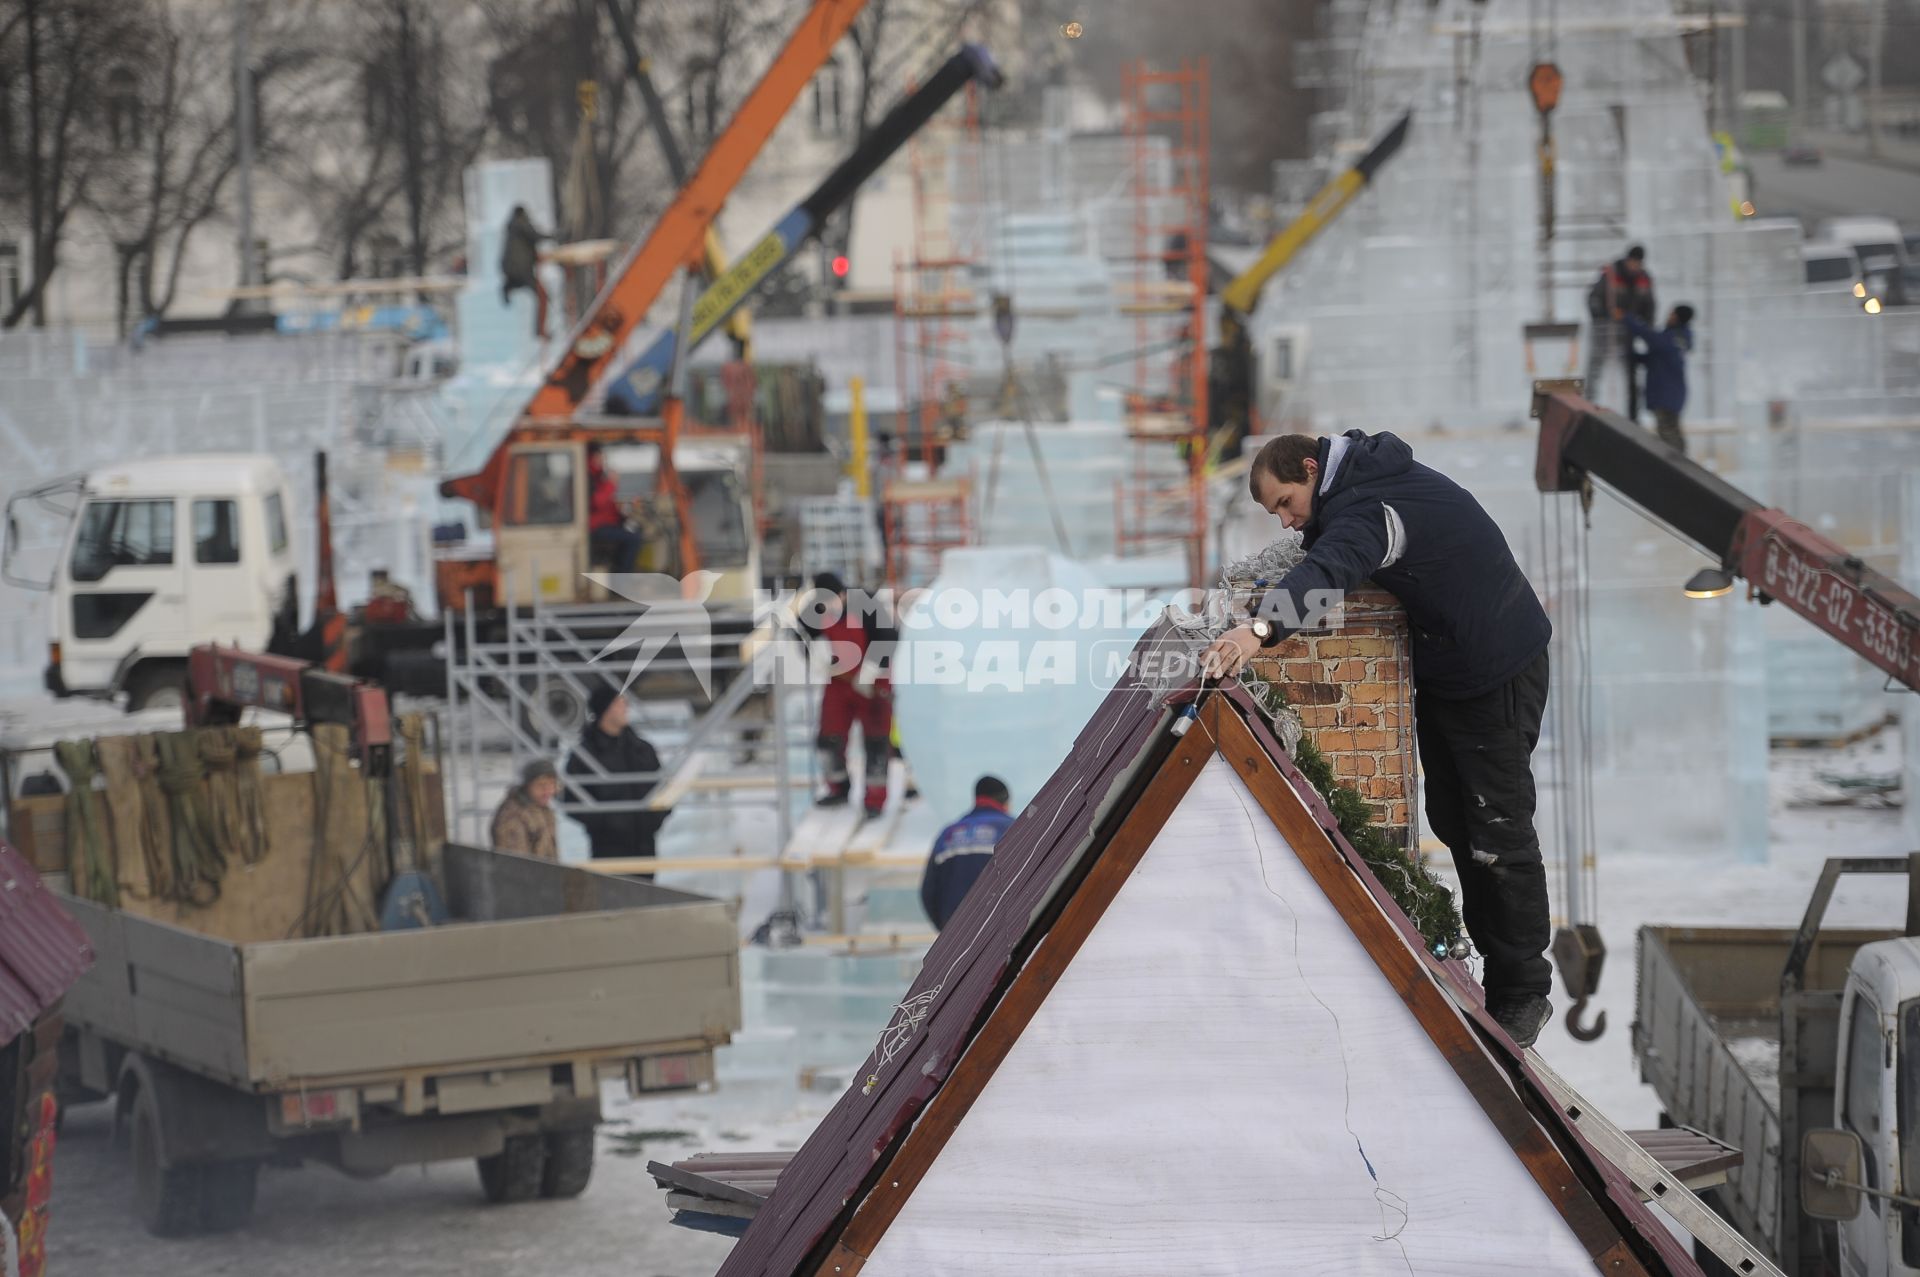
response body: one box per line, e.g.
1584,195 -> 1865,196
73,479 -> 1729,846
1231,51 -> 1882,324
804,572 -> 894,818
586,444 -> 644,573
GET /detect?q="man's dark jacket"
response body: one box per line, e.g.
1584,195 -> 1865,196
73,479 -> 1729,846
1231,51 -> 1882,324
567,723 -> 668,858
920,800 -> 1014,929
1624,314 -> 1693,414
1256,430 -> 1551,699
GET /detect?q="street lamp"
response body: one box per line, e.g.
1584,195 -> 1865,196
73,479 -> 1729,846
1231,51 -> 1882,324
1684,567 -> 1734,599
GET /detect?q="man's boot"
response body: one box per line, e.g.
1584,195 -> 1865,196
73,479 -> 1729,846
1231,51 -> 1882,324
1489,994 -> 1552,1050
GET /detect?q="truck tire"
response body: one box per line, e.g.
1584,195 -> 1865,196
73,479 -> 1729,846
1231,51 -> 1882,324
198,1159 -> 259,1232
540,1130 -> 595,1199
477,1135 -> 546,1204
125,663 -> 187,713
130,1088 -> 204,1237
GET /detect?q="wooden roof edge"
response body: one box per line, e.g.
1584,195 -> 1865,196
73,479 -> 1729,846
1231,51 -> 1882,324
1210,689 -> 1703,1277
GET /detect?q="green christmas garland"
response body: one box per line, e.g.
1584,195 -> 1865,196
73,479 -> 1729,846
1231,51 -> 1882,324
1241,677 -> 1466,955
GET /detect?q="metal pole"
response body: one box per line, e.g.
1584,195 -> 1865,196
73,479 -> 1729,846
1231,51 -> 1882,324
464,589 -> 481,844
1790,0 -> 1808,131
1867,0 -> 1884,157
849,376 -> 870,500
444,602 -> 459,846
233,0 -> 256,288
1729,0 -> 1746,146
773,635 -> 795,917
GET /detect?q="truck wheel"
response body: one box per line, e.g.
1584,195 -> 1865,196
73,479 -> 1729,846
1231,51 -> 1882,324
477,1135 -> 546,1204
125,664 -> 187,713
540,1130 -> 595,1199
130,1089 -> 205,1237
198,1159 -> 258,1232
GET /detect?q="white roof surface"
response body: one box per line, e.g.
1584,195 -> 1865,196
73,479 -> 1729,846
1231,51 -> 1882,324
83,453 -> 287,498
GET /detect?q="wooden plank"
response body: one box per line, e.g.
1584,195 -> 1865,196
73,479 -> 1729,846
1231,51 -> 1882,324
828,718 -> 1213,1262
1206,701 -> 1649,1273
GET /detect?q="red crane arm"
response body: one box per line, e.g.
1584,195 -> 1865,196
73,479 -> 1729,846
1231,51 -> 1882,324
1730,509 -> 1920,691
1535,388 -> 1920,693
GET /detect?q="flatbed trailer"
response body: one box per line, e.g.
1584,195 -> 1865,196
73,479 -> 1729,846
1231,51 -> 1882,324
56,845 -> 740,1235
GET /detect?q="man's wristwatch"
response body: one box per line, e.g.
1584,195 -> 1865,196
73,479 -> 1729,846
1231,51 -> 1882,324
1248,618 -> 1276,647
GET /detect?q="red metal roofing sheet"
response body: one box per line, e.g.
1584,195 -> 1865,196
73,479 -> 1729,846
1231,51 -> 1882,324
0,841 -> 94,1040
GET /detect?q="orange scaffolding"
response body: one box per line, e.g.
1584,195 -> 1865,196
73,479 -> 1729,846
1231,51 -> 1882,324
884,79 -> 985,588
882,474 -> 973,590
1114,59 -> 1211,587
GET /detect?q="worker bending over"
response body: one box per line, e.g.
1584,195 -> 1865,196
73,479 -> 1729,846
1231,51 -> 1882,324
921,775 -> 1014,930
1202,430 -> 1555,1048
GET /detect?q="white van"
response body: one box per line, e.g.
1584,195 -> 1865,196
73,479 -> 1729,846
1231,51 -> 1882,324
1801,242 -> 1865,295
4,455 -> 300,708
1812,215 -> 1904,280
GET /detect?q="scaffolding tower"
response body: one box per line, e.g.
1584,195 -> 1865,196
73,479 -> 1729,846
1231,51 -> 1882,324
1115,59 -> 1212,586
879,78 -> 987,590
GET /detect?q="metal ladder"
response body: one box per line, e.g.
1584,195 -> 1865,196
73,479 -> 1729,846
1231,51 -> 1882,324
1523,1050 -> 1786,1277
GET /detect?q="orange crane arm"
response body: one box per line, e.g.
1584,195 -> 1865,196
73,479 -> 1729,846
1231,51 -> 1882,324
526,0 -> 866,424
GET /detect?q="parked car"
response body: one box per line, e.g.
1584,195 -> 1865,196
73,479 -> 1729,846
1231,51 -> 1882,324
1782,144 -> 1823,166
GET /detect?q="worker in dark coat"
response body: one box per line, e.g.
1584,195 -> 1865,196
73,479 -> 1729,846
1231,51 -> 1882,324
920,776 -> 1015,930
500,204 -> 552,339
1623,304 -> 1695,455
566,684 -> 668,866
1202,430 -> 1556,1048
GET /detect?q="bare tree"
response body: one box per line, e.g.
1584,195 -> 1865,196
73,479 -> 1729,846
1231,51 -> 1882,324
0,0 -> 147,327
823,0 -> 983,262
82,4 -> 317,332
276,0 -> 487,280
484,0 -> 677,245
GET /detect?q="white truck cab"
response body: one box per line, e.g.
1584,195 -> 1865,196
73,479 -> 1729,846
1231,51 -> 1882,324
1829,938 -> 1920,1276
603,438 -> 760,604
4,455 -> 299,709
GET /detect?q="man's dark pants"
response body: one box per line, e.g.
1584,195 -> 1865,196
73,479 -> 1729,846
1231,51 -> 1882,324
1415,650 -> 1552,1002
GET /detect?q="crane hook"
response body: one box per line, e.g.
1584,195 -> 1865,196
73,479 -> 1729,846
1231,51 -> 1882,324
1564,996 -> 1607,1042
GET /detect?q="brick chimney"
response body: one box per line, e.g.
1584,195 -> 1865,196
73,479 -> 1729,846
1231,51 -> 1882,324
1247,588 -> 1415,851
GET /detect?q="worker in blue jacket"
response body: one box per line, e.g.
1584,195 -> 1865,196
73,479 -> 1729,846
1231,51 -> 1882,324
920,775 -> 1014,930
1622,304 -> 1695,455
1201,430 -> 1556,1048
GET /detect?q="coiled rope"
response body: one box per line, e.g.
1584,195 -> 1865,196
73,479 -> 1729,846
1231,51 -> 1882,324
199,727 -> 269,867
52,740 -> 117,907
155,732 -> 223,906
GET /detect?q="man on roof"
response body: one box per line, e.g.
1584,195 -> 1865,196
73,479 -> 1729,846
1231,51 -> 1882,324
1202,430 -> 1555,1048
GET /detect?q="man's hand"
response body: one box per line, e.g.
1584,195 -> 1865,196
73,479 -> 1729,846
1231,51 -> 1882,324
1200,626 -> 1261,680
